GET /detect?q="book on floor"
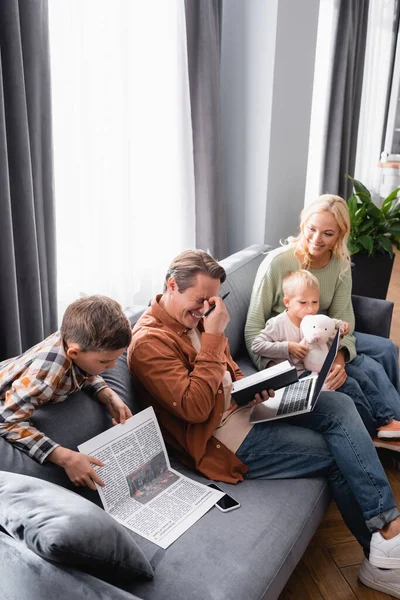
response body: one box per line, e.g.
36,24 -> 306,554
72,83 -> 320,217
232,361 -> 298,406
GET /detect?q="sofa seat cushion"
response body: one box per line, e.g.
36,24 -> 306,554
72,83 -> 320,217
0,471 -> 153,586
132,463 -> 331,600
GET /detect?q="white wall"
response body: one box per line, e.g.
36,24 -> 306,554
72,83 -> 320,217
221,0 -> 278,255
221,0 -> 320,253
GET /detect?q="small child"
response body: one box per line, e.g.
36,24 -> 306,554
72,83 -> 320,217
251,270 -> 400,440
251,270 -> 347,373
0,295 -> 133,489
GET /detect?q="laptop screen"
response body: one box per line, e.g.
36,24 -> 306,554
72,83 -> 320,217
310,330 -> 340,407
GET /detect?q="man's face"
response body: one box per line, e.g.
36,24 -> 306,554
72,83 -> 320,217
167,273 -> 221,329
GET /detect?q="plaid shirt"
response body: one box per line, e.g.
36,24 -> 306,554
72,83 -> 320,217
0,331 -> 108,464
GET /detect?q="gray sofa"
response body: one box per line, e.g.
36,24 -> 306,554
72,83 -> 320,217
0,244 -> 396,600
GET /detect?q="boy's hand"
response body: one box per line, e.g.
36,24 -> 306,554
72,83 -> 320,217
48,447 -> 105,490
96,388 -> 132,425
288,342 -> 308,359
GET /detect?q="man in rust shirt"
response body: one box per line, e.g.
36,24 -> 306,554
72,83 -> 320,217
127,249 -> 400,586
128,249 -> 265,483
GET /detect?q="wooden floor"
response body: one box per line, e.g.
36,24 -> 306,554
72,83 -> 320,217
279,249 -> 400,600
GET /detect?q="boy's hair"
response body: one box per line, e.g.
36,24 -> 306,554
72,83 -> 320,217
163,249 -> 226,293
282,270 -> 320,299
60,295 -> 132,352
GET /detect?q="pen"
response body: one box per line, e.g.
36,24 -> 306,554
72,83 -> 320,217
203,292 -> 230,317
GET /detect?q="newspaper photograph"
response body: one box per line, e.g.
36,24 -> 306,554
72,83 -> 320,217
78,406 -> 224,548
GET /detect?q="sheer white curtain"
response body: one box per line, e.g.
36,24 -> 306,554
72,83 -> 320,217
49,1 -> 195,320
355,0 -> 396,198
304,0 -> 340,204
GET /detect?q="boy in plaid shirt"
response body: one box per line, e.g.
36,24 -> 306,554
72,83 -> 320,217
0,295 -> 132,489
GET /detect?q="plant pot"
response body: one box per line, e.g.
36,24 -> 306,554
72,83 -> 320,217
351,251 -> 395,300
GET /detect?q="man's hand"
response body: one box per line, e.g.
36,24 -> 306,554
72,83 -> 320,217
96,387 -> 132,425
48,446 -> 105,490
288,342 -> 308,360
324,350 -> 347,390
203,296 -> 230,336
250,389 -> 275,406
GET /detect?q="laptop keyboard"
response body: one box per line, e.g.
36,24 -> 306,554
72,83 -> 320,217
277,378 -> 313,415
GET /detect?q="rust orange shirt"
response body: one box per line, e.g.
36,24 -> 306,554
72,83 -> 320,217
127,295 -> 248,483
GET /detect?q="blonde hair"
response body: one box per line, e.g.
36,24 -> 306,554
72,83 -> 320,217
163,249 -> 226,293
287,194 -> 351,274
282,270 -> 320,299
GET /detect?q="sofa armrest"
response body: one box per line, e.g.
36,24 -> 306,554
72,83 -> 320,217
352,294 -> 394,338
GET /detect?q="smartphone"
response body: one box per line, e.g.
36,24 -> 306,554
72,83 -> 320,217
207,483 -> 241,512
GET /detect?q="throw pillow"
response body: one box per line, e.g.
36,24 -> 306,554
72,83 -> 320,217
0,532 -> 144,600
0,471 -> 153,585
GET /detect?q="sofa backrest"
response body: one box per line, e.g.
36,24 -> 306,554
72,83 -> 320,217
219,244 -> 270,358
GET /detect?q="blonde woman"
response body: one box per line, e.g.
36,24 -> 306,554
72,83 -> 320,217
245,195 -> 400,438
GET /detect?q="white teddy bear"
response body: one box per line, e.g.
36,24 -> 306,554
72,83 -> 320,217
300,314 -> 342,376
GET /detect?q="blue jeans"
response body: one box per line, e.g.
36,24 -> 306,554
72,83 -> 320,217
236,391 -> 400,552
355,332 -> 400,394
339,354 -> 400,436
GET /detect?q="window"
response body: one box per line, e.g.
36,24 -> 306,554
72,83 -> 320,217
49,0 -> 195,320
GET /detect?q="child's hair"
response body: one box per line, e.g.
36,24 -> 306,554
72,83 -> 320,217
60,295 -> 132,352
163,249 -> 226,293
282,270 -> 320,299
286,194 -> 351,275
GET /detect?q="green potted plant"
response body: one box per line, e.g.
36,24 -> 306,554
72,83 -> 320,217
346,174 -> 400,299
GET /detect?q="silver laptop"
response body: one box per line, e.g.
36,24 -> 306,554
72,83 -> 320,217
250,330 -> 340,424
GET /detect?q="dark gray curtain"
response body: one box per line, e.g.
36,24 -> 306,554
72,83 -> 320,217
381,0 -> 400,152
322,0 -> 370,199
184,0 -> 227,259
0,0 -> 57,361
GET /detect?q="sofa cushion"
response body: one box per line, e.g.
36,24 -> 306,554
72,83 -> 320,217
219,245 -> 270,358
0,532 -> 143,600
131,463 -> 331,600
0,390 -> 111,505
234,350 -> 260,376
0,471 -> 153,585
101,348 -> 142,414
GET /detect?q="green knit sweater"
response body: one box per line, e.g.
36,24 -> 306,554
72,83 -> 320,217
244,245 -> 356,370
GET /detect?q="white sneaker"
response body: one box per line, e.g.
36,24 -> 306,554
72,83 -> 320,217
370,531 -> 400,568
359,558 -> 400,598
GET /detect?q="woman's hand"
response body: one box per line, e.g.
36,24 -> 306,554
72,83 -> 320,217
324,350 -> 347,390
338,320 -> 350,337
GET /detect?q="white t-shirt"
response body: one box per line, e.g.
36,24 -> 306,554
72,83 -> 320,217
187,328 -> 253,453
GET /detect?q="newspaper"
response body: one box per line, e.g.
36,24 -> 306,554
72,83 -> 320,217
78,406 -> 224,549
